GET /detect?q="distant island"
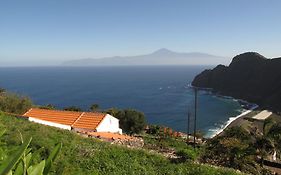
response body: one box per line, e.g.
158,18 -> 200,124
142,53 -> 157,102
192,52 -> 281,112
63,48 -> 229,66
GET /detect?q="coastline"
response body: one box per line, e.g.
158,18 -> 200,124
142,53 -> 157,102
188,85 -> 259,138
209,104 -> 258,138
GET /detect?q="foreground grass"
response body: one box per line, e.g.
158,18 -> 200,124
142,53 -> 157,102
0,114 -> 243,175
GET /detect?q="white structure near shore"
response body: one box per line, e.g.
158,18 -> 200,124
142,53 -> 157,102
252,110 -> 272,120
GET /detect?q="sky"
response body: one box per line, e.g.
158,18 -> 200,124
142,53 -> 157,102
0,0 -> 281,66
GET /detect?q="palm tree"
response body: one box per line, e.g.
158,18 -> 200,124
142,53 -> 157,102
254,118 -> 278,166
265,123 -> 281,160
255,136 -> 274,166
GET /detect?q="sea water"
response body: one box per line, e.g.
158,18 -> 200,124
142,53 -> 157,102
0,66 -> 242,137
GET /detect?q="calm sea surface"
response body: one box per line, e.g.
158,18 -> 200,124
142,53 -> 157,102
0,66 -> 242,137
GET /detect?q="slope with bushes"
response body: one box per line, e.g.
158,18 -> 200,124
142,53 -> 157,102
0,113 -> 242,175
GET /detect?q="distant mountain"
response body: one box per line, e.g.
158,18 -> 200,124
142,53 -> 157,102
192,52 -> 281,112
63,48 -> 229,66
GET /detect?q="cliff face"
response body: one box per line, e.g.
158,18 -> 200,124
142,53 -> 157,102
192,52 -> 281,112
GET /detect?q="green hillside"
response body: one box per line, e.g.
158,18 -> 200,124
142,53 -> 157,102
0,113 -> 242,175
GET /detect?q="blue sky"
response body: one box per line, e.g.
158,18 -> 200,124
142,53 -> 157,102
0,0 -> 281,65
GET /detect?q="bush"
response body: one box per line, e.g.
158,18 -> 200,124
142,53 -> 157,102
38,104 -> 56,110
146,125 -> 161,135
176,148 -> 198,162
202,127 -> 260,174
63,106 -> 82,112
0,114 -> 243,175
106,108 -> 146,134
0,92 -> 32,114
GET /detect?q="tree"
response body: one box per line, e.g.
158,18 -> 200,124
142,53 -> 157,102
106,108 -> 146,134
202,127 -> 258,174
146,125 -> 161,135
0,92 -> 32,114
121,109 -> 146,134
0,88 -> 5,95
38,104 -> 56,110
64,106 -> 82,112
254,118 -> 277,166
90,104 -> 99,112
258,119 -> 281,163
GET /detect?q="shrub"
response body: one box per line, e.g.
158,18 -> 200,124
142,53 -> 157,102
0,114 -> 243,175
0,129 -> 61,175
176,148 -> 198,162
0,92 -> 32,114
90,104 -> 99,112
106,108 -> 146,134
63,106 -> 82,112
38,104 -> 56,110
146,125 -> 161,135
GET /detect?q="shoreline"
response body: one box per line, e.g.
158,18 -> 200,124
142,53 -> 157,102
209,104 -> 258,138
188,85 -> 259,138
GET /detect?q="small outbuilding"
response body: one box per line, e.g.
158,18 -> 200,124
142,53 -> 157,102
23,108 -> 122,134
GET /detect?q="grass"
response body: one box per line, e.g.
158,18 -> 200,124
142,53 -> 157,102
142,134 -> 188,151
0,113 -> 244,175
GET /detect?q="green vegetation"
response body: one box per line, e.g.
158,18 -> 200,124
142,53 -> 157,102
202,127 -> 259,174
106,108 -> 146,134
0,130 -> 61,175
90,104 -> 99,112
201,121 -> 281,175
0,92 -> 32,115
0,89 -> 5,95
142,126 -> 201,163
0,113 -> 242,175
63,106 -> 82,112
143,125 -> 202,151
142,132 -> 188,151
38,104 -> 56,110
176,148 -> 199,162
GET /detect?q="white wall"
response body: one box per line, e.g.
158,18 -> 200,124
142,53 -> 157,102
96,114 -> 122,134
28,117 -> 71,130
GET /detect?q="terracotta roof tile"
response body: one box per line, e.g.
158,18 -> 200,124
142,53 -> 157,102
72,112 -> 106,130
23,108 -> 106,130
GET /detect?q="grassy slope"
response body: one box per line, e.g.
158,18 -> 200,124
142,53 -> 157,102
0,114 -> 243,175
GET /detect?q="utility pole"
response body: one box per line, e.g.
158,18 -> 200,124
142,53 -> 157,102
187,110 -> 190,141
193,88 -> 198,149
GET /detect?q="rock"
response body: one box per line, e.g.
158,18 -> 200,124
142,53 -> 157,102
192,52 -> 281,112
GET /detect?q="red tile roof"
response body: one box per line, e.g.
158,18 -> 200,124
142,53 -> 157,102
23,108 -> 106,130
72,112 -> 105,130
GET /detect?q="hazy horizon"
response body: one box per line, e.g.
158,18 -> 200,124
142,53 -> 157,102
1,0 -> 281,66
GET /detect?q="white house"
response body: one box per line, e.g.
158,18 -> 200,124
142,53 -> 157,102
23,108 -> 122,134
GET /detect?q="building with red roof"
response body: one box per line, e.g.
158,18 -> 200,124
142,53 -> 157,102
23,108 -> 122,134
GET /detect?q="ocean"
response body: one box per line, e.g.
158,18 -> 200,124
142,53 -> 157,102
0,66 -> 242,137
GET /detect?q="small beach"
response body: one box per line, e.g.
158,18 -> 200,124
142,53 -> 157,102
209,101 -> 258,138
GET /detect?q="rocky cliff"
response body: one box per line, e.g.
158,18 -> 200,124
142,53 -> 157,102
192,52 -> 281,112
